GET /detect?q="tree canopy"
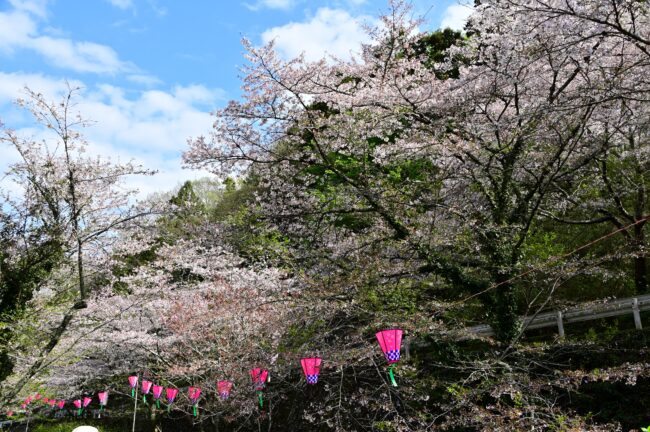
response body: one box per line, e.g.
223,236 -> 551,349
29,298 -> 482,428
2,1 -> 650,430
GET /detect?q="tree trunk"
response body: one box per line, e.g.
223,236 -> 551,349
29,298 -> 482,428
489,280 -> 519,343
1,309 -> 75,403
479,228 -> 520,343
634,223 -> 648,294
77,237 -> 86,302
63,114 -> 85,304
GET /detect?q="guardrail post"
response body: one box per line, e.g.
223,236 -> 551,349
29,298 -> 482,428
632,298 -> 642,330
556,311 -> 565,338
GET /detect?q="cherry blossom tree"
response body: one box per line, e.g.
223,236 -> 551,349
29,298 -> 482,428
183,0 -> 649,341
511,0 -> 650,294
0,85 -> 156,402
2,1 -> 650,430
23,202 -> 297,427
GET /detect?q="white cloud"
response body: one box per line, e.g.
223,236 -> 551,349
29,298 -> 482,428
0,3 -> 132,74
105,0 -> 133,10
8,0 -> 49,19
147,0 -> 167,17
0,10 -> 35,52
261,8 -> 371,62
0,72 -> 81,106
245,0 -> 296,11
172,84 -> 226,105
31,36 -> 132,73
440,3 -> 474,31
262,0 -> 294,8
127,74 -> 163,87
0,73 -> 223,196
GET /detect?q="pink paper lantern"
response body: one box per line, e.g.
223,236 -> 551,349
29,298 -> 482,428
48,400 -> 56,407
164,387 -> 179,413
73,399 -> 82,416
128,376 -> 139,387
250,368 -> 269,391
165,388 -> 178,404
151,385 -> 163,408
141,380 -> 153,404
98,391 -> 109,406
128,375 -> 138,398
188,387 -> 201,417
217,381 -> 233,400
188,387 -> 201,405
57,400 -> 65,409
152,385 -> 163,400
300,357 -> 322,384
250,368 -> 269,409
141,380 -> 153,394
375,329 -> 403,364
375,328 -> 403,387
83,397 -> 92,408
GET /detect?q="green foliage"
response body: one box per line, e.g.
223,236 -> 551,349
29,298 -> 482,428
358,280 -> 421,315
385,158 -> 436,185
521,230 -> 565,263
223,205 -> 290,265
548,414 -> 571,432
160,180 -> 209,238
372,420 -> 397,431
0,218 -> 64,381
582,320 -> 621,343
279,319 -> 326,352
332,213 -> 374,232
212,177 -> 291,265
110,179 -> 225,291
211,177 -> 254,220
410,28 -> 466,79
445,383 -> 470,400
302,150 -> 366,186
169,181 -> 201,208
170,266 -> 205,284
110,246 -> 158,293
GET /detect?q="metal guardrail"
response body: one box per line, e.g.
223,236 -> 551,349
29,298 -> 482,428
467,294 -> 650,337
0,419 -> 21,429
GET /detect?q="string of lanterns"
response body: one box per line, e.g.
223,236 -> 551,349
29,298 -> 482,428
5,329 -> 403,419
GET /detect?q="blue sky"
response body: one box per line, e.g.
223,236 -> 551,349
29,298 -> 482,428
0,0 -> 473,195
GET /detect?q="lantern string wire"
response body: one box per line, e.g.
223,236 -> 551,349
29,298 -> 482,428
458,215 -> 650,304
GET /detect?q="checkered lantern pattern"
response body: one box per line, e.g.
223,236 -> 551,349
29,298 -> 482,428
301,357 -> 322,385
384,349 -> 400,362
306,374 -> 319,384
375,329 -> 403,364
